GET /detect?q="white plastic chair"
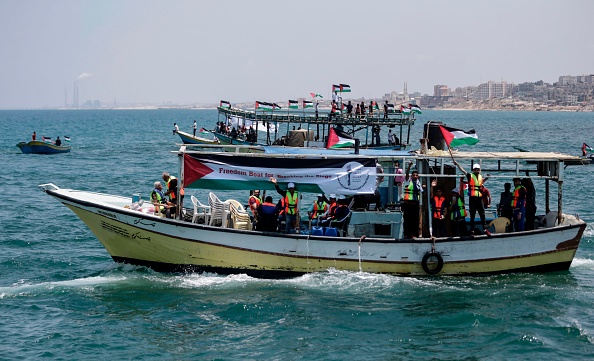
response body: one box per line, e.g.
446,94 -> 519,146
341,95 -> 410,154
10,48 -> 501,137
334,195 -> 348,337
191,195 -> 211,224
208,192 -> 229,227
229,203 -> 252,230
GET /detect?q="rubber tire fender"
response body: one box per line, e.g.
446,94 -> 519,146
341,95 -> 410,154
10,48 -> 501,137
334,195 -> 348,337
421,251 -> 444,275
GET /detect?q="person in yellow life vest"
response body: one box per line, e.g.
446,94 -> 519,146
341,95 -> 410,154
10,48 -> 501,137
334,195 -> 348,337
452,160 -> 489,234
449,187 -> 467,236
162,172 -> 185,217
308,194 -> 328,227
150,181 -> 173,218
430,180 -> 447,237
402,161 -> 423,239
270,177 -> 299,234
248,190 -> 262,220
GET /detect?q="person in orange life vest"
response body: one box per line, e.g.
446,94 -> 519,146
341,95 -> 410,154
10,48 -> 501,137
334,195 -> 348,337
401,161 -> 424,239
453,160 -> 489,233
511,177 -> 527,232
162,172 -> 185,212
256,196 -> 278,232
248,190 -> 262,219
318,194 -> 338,227
270,177 -> 299,234
308,194 -> 328,227
430,180 -> 447,237
449,187 -> 467,237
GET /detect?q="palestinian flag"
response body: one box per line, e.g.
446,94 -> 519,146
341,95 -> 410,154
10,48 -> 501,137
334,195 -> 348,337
42,136 -> 52,143
256,101 -> 277,111
339,84 -> 351,93
409,104 -> 422,114
220,100 -> 231,109
303,100 -> 313,108
439,125 -> 479,147
289,100 -> 299,109
372,101 -> 379,110
583,143 -> 594,153
310,92 -> 323,99
327,127 -> 355,149
332,84 -> 341,93
400,105 -> 411,114
64,136 -> 71,142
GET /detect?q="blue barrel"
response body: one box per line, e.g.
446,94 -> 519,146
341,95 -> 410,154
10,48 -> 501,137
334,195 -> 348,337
324,227 -> 338,237
132,193 -> 141,203
311,226 -> 323,236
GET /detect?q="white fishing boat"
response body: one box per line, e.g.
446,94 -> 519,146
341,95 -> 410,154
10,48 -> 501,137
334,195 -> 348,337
40,140 -> 587,278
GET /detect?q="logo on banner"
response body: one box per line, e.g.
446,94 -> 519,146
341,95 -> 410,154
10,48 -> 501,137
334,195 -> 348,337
337,161 -> 370,191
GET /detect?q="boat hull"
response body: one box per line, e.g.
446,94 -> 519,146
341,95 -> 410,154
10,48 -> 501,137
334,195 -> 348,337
17,141 -> 71,154
43,186 -> 585,278
175,130 -> 219,145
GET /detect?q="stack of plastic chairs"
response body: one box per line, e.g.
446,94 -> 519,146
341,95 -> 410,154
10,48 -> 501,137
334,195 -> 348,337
229,202 -> 252,230
208,192 -> 229,227
191,195 -> 211,224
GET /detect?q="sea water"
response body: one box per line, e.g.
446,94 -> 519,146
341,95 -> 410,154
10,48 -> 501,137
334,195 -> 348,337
1,109 -> 594,359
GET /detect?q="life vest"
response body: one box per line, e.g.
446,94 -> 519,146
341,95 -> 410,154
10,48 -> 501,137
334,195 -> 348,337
260,202 -> 277,215
511,185 -> 526,208
284,191 -> 299,215
311,201 -> 328,219
166,175 -> 185,200
450,197 -> 467,220
278,198 -> 286,216
432,196 -> 445,219
327,201 -> 337,218
151,188 -> 166,212
403,180 -> 421,202
468,173 -> 483,197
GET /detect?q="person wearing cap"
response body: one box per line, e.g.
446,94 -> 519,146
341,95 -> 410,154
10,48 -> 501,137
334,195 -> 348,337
511,177 -> 527,231
270,177 -> 299,233
402,161 -> 424,238
449,187 -> 467,236
319,194 -> 338,227
248,190 -> 262,220
308,194 -> 328,227
453,160 -> 488,234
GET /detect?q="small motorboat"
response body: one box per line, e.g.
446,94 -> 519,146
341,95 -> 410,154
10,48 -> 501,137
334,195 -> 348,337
17,140 -> 71,154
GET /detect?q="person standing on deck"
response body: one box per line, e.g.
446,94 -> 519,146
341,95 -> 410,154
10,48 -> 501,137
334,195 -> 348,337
522,177 -> 536,230
452,161 -> 488,234
401,162 -> 423,238
383,100 -> 389,119
162,171 -> 185,213
449,188 -> 467,236
32,131 -> 36,141
270,178 -> 299,234
430,180 -> 447,237
511,177 -> 527,231
193,120 -> 197,136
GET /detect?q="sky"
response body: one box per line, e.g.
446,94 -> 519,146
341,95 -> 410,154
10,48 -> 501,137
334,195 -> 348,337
0,0 -> 593,109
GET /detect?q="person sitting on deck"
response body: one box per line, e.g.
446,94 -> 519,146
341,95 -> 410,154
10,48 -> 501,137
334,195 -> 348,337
256,196 -> 278,232
318,194 -> 338,227
55,136 -> 62,146
151,181 -> 173,218
308,194 -> 328,227
248,190 -> 262,220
